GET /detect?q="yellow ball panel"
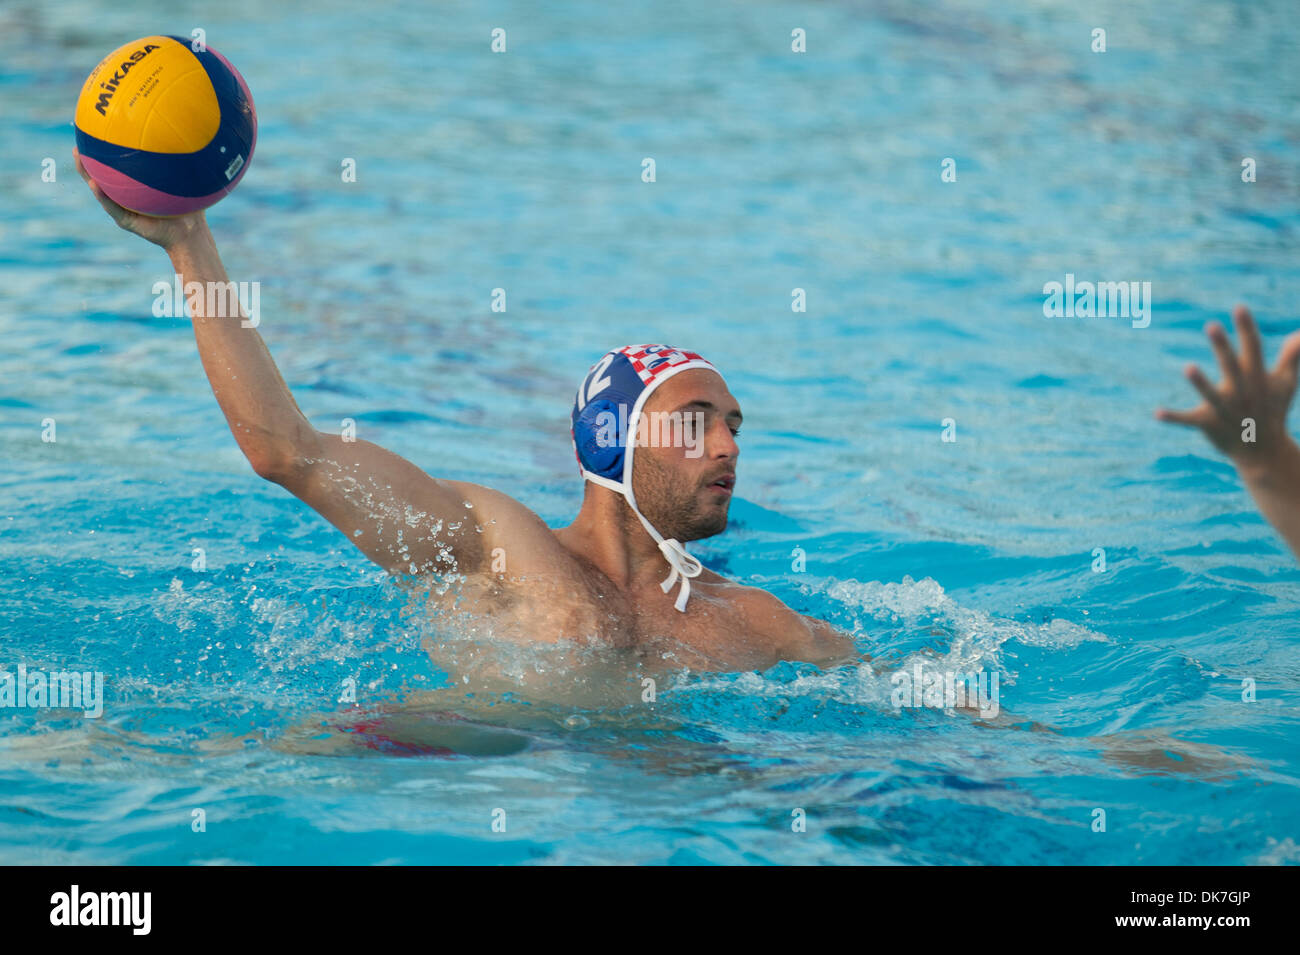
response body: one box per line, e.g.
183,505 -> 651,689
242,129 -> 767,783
74,35 -> 220,154
141,67 -> 217,152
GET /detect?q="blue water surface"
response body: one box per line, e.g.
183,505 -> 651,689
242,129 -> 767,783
1,0 -> 1299,865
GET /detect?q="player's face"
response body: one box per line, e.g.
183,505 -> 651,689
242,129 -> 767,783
631,369 -> 741,542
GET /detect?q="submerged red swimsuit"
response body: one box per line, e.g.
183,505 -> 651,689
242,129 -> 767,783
339,714 -> 458,757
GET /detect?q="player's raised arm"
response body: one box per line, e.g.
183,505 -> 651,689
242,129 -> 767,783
1156,304 -> 1300,560
74,148 -> 523,577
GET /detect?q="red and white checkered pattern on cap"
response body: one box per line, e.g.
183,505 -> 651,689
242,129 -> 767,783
619,344 -> 714,386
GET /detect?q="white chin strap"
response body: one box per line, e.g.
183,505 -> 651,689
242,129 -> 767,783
584,472 -> 703,611
636,505 -> 703,612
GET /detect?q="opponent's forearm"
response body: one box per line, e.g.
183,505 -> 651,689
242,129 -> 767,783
1238,438 -> 1300,560
168,230 -> 315,474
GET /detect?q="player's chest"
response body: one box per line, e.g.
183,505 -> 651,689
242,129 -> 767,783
448,568 -> 779,669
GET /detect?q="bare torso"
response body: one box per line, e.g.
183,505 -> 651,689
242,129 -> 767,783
422,522 -> 858,675
382,478 -> 863,680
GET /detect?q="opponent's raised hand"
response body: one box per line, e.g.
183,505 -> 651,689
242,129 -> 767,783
1156,305 -> 1300,470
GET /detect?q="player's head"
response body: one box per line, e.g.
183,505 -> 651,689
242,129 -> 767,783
570,345 -> 741,610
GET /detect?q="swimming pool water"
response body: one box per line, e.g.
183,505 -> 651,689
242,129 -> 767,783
2,0 -> 1299,865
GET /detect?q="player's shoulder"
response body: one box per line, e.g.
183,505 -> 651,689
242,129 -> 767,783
440,480 -> 559,550
442,480 -> 543,520
699,570 -> 802,622
700,571 -> 857,663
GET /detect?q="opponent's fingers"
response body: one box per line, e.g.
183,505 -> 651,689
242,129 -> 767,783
1232,305 -> 1265,378
1155,405 -> 1210,428
1206,322 -> 1243,391
1273,329 -> 1300,391
1186,364 -> 1231,419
